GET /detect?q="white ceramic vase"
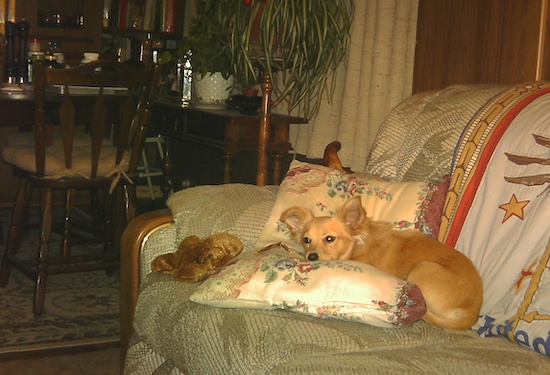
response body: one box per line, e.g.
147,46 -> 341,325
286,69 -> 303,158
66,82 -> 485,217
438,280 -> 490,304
194,72 -> 234,104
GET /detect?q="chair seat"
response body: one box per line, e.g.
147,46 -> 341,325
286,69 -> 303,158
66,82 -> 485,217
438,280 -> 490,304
2,134 -> 129,179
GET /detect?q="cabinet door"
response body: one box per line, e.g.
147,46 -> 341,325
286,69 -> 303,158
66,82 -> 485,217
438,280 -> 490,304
17,0 -> 102,58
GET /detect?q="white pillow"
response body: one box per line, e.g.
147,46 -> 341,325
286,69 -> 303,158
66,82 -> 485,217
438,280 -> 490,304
190,250 -> 427,328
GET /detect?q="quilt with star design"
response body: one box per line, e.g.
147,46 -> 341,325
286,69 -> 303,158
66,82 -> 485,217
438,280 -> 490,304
439,81 -> 550,356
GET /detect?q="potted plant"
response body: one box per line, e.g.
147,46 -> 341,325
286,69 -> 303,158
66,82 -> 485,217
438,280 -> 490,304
233,69 -> 260,97
226,66 -> 263,115
165,0 -> 234,105
225,0 -> 354,119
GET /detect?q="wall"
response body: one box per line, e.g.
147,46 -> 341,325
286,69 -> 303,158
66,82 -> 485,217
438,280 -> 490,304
413,0 -> 550,93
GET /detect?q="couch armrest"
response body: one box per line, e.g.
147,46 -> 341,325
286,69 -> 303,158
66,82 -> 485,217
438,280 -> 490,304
120,183 -> 278,370
120,208 -> 174,369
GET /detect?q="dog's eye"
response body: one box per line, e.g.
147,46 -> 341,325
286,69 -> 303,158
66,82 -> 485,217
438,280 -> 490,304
303,237 -> 311,244
325,236 -> 335,243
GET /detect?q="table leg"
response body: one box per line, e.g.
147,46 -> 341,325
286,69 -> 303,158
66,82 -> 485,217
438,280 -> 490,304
222,153 -> 234,184
271,153 -> 285,185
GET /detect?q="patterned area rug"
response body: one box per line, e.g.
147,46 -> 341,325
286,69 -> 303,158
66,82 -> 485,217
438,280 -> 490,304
0,206 -> 119,355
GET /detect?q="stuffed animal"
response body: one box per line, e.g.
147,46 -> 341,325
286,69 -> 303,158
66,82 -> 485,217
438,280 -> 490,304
151,233 -> 243,282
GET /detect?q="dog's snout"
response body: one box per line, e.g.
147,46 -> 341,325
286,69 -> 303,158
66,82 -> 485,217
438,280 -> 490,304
307,253 -> 319,261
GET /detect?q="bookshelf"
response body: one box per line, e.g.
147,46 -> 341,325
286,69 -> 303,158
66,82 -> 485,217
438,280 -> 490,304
15,0 -> 103,66
9,0 -> 184,68
101,0 -> 184,63
103,0 -> 179,33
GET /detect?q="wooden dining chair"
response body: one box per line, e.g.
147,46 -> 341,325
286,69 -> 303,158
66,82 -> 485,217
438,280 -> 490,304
0,60 -> 160,315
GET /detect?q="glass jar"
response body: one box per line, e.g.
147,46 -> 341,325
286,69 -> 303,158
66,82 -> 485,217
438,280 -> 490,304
44,53 -> 63,69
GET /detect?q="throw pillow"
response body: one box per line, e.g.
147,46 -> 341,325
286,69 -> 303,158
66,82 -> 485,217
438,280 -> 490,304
256,160 -> 440,251
190,250 -> 427,327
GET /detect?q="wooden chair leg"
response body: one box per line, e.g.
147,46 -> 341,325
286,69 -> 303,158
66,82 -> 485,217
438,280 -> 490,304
34,187 -> 53,316
102,188 -> 112,254
90,188 -> 103,231
161,137 -> 173,200
101,188 -> 116,276
116,183 -> 137,250
122,183 -> 137,224
61,188 -> 75,258
0,178 -> 31,287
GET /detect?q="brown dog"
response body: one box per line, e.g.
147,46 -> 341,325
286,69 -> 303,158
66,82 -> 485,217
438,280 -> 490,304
280,196 -> 483,330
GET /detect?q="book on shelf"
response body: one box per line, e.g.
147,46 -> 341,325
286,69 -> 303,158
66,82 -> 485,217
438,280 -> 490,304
103,0 -> 112,27
164,0 -> 176,33
142,0 -> 157,31
103,0 -> 178,33
108,0 -> 120,28
117,0 -> 128,29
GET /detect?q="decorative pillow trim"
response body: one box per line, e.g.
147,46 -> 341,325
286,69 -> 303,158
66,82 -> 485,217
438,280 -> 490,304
415,174 -> 451,239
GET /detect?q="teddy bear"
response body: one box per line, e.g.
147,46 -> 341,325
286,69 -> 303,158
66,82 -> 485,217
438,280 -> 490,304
151,233 -> 244,282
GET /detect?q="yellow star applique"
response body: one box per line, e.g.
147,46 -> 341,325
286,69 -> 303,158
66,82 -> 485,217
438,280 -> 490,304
499,194 -> 529,223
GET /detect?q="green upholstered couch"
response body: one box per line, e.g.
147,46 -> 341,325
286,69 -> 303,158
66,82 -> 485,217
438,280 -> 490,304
120,83 -> 550,374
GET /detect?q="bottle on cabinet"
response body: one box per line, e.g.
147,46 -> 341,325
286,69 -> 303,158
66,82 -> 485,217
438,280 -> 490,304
140,33 -> 153,67
43,53 -> 62,69
4,19 -> 31,84
27,38 -> 44,83
17,19 -> 30,83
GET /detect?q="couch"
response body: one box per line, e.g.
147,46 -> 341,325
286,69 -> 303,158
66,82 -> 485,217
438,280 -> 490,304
120,82 -> 550,374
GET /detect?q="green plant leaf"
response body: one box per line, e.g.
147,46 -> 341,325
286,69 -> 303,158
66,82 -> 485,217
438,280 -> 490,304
177,0 -> 353,118
228,0 -> 354,119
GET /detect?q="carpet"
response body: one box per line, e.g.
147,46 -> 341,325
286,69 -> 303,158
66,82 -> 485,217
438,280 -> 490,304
0,206 -> 120,355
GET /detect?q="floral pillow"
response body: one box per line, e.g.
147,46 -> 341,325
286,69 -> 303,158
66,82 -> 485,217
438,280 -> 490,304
256,160 -> 443,251
190,250 -> 427,327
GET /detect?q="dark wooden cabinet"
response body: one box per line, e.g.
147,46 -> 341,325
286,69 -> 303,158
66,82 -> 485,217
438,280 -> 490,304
16,0 -> 103,65
150,100 -> 306,191
5,0 -> 184,70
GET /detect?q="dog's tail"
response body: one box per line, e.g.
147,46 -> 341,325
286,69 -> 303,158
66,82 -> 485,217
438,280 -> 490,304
422,309 -> 479,330
323,141 -> 346,173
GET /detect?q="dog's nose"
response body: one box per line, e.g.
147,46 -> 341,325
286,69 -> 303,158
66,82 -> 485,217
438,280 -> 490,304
307,253 -> 319,261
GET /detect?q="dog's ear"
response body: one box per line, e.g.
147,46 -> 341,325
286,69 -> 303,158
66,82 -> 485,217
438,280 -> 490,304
280,207 -> 313,236
339,196 -> 365,229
